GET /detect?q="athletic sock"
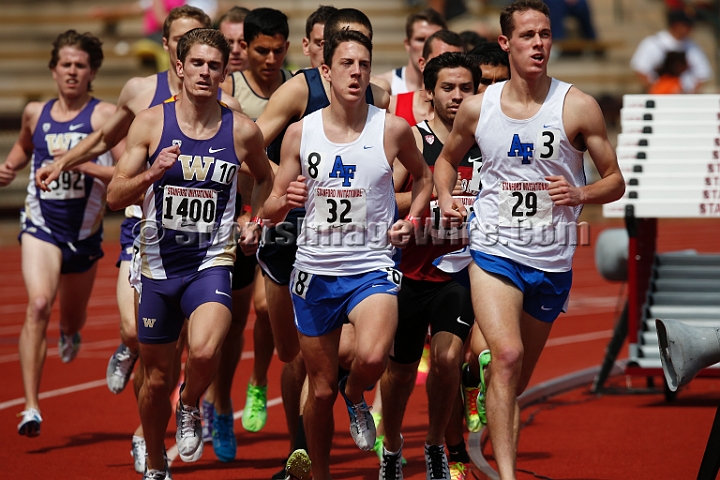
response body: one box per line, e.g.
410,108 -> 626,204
294,414 -> 308,452
462,364 -> 480,388
447,440 -> 470,464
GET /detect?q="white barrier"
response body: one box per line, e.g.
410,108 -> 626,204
605,94 -> 720,219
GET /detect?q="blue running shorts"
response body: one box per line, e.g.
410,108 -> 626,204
470,250 -> 571,323
290,268 -> 402,337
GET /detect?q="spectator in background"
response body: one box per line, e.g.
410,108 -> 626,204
631,9 -> 711,93
648,51 -> 689,94
543,0 -> 596,41
92,0 -> 186,42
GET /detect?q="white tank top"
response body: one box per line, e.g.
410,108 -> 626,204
294,105 -> 397,276
390,66 -> 410,95
470,78 -> 585,272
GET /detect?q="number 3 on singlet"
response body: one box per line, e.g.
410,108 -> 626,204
536,128 -> 561,161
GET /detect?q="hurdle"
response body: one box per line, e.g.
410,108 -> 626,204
602,94 -> 720,400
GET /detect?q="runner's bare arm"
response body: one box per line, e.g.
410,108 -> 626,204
107,109 -> 167,210
548,89 -> 624,206
234,114 -> 274,255
0,102 -> 41,187
256,75 -> 309,148
435,95 -> 482,221
262,121 -> 305,225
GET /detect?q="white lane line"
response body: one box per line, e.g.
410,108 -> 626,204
166,396 -> 284,465
0,314 -> 119,336
0,338 -> 120,364
0,379 -> 107,411
545,330 -> 613,347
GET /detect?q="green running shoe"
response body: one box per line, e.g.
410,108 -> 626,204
241,383 -> 268,432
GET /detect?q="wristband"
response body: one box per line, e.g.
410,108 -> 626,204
242,204 -> 253,214
404,215 -> 421,229
249,216 -> 263,228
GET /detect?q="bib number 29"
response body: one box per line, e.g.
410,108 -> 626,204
511,191 -> 537,217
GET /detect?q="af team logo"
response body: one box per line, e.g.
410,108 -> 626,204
329,155 -> 356,187
508,133 -> 534,164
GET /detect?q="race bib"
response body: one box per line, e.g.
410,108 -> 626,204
498,181 -> 552,227
291,268 -> 314,300
314,187 -> 367,228
162,186 -> 218,233
39,161 -> 85,200
429,196 -> 474,239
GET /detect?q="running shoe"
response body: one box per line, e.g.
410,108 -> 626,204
201,399 -> 214,443
212,410 -> 237,462
476,350 -> 492,429
241,383 -> 268,432
461,363 -> 482,432
284,448 -> 312,480
131,435 -> 146,473
448,462 -> 468,480
142,460 -> 172,480
175,385 -> 204,462
425,444 -> 450,480
106,344 -> 139,394
339,375 -> 376,451
17,408 -> 42,437
58,331 -> 81,363
378,436 -> 404,480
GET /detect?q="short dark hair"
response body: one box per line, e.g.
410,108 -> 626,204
323,28 -> 372,66
667,8 -> 695,27
469,41 -> 509,69
422,29 -> 464,60
163,5 -> 212,40
405,8 -> 447,40
324,8 -> 373,40
423,52 -> 480,94
217,6 -> 251,27
459,30 -> 487,52
500,0 -> 549,38
243,8 -> 289,44
305,5 -> 338,38
177,28 -> 230,67
49,30 -> 104,92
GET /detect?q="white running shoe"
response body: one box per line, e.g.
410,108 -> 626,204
17,408 -> 42,437
58,332 -> 81,363
107,344 -> 139,394
131,435 -> 146,473
339,375 -> 376,451
175,388 -> 204,462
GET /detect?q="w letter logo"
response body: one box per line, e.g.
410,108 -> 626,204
179,155 -> 215,181
143,318 -> 156,328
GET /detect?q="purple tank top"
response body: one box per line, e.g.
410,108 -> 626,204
27,98 -> 111,242
142,100 -> 239,278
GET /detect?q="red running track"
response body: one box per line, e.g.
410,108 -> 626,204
0,212 -> 718,479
